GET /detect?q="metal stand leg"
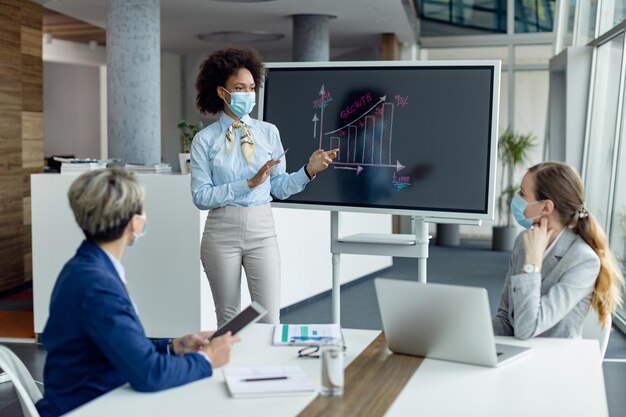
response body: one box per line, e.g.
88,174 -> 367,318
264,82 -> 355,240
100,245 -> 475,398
413,217 -> 430,283
331,211 -> 341,324
332,253 -> 341,324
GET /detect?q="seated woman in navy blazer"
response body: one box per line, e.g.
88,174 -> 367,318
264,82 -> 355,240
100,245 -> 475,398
36,168 -> 240,417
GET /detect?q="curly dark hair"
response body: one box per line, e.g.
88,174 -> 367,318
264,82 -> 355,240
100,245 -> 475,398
195,48 -> 265,115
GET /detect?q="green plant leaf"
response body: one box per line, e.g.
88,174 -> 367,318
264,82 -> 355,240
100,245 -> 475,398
496,127 -> 536,226
177,119 -> 204,151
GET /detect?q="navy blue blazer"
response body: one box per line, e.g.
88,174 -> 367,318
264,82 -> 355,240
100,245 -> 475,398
36,241 -> 213,417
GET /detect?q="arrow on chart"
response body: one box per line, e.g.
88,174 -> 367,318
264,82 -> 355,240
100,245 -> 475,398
324,96 -> 387,136
312,114 -> 319,138
334,165 -> 364,175
318,85 -> 326,149
333,160 -> 405,172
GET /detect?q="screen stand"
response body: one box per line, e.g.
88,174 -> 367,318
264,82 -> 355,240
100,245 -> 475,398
330,211 -> 431,324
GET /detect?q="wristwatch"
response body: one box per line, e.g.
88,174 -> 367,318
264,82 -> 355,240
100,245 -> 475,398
523,263 -> 540,274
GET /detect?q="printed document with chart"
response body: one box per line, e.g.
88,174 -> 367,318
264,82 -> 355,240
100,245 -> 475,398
273,324 -> 343,346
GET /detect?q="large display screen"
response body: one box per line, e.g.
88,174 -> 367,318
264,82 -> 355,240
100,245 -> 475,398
259,61 -> 500,221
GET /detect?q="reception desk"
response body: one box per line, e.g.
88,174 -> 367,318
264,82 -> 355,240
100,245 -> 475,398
31,173 -> 392,337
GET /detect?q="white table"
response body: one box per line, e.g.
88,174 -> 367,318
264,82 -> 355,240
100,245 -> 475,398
65,324 -> 607,417
65,324 -> 378,417
386,336 -> 608,417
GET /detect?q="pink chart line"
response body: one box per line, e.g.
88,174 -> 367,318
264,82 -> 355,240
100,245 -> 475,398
332,162 -> 396,168
324,96 -> 386,136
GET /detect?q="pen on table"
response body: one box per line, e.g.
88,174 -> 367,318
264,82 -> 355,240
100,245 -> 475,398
242,376 -> 288,382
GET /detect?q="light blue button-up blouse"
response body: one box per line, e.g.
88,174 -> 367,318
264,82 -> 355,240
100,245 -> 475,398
190,112 -> 310,210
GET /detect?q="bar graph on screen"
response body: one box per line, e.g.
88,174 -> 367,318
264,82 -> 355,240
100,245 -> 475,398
311,84 -> 409,189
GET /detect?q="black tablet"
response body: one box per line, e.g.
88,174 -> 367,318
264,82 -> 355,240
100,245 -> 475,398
209,301 -> 268,340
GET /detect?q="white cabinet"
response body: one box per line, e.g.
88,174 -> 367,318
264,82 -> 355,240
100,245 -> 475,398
32,174 -> 210,337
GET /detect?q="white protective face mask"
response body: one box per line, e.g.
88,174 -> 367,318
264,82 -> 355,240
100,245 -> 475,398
129,214 -> 147,246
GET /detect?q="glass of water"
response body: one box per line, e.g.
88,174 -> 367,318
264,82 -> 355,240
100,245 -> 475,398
320,338 -> 344,396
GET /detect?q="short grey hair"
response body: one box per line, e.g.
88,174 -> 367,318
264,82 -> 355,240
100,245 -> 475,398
68,168 -> 145,243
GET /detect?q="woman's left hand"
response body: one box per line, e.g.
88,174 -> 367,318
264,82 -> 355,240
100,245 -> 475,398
522,217 -> 555,269
172,331 -> 214,354
306,148 -> 339,176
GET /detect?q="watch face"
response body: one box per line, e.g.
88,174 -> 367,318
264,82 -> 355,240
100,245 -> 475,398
523,264 -> 537,273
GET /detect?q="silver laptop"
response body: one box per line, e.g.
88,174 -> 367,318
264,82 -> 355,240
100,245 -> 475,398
374,278 -> 531,367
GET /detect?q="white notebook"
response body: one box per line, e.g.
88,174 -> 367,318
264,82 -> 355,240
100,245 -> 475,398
223,366 -> 315,398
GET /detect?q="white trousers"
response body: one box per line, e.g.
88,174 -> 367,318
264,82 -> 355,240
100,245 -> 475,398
201,204 -> 281,327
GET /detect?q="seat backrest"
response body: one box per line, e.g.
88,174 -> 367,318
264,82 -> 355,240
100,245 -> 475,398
0,345 -> 42,417
581,309 -> 611,361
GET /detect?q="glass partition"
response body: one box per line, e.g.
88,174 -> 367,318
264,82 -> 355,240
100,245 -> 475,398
611,98 -> 626,271
598,0 -> 626,37
515,0 -> 556,33
420,0 -> 508,34
573,0 -> 599,45
584,33 -> 624,230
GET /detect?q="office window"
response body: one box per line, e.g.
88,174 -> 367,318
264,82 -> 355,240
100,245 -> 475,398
584,33 -> 625,230
611,138 -> 626,271
598,0 -> 626,37
574,0 -> 599,45
515,0 -> 556,33
420,0 -> 508,34
559,0 -> 578,49
610,92 -> 626,271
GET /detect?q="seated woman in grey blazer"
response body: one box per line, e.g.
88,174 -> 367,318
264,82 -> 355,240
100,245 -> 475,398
493,161 -> 623,339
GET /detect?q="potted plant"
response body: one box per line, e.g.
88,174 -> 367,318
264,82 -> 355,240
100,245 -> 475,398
492,127 -> 535,251
177,119 -> 203,174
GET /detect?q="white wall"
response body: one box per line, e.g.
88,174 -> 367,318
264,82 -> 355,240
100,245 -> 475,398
182,52 -> 217,126
43,40 -> 185,168
43,62 -> 101,159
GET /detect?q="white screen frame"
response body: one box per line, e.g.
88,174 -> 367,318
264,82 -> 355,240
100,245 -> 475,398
259,60 -> 501,222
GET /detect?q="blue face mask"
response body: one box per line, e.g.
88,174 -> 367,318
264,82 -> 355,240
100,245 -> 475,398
221,87 -> 255,118
510,193 -> 543,229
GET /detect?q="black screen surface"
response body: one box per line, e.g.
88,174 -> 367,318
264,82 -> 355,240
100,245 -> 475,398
262,64 -> 496,217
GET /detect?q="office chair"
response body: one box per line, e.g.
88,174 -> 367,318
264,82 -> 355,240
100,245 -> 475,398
0,345 -> 42,417
581,310 -> 611,362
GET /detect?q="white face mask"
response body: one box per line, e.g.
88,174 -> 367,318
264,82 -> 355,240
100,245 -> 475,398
129,214 -> 147,246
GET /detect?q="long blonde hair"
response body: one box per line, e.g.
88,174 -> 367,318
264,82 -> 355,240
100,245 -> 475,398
529,162 -> 624,328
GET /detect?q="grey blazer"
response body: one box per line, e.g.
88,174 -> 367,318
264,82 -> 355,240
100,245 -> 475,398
492,228 -> 600,339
